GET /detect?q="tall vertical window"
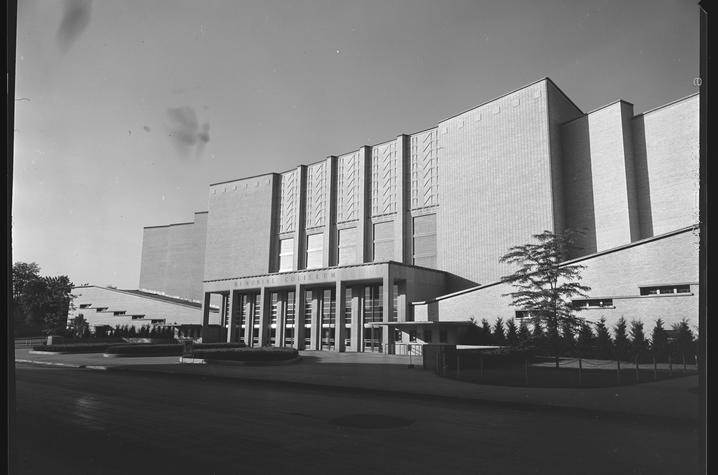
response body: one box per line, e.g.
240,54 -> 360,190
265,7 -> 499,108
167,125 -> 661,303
278,238 -> 294,272
304,290 -> 313,348
413,214 -> 437,268
306,234 -> 324,269
337,227 -> 358,266
373,222 -> 394,262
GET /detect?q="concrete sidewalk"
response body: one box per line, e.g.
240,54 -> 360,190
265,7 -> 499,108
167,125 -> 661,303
14,349 -> 701,424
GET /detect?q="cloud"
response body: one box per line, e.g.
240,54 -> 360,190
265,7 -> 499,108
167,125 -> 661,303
166,106 -> 210,157
57,0 -> 92,53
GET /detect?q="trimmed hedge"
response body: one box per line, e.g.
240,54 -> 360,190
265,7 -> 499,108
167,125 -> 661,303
191,347 -> 298,362
32,343 -> 117,353
105,341 -> 246,356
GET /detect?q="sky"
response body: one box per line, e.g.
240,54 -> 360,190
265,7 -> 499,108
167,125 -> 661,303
12,0 -> 699,289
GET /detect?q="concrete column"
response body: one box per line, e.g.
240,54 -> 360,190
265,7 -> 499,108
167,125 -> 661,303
259,287 -> 271,347
200,292 -> 212,342
323,156 -> 337,268
395,134 -> 410,263
349,286 -> 362,352
397,280 -> 407,323
358,146 -> 371,263
309,289 -> 321,350
334,281 -> 346,352
382,269 -> 394,353
293,284 -> 305,350
294,166 -> 307,270
226,290 -> 239,342
246,294 -> 256,347
276,291 -> 287,347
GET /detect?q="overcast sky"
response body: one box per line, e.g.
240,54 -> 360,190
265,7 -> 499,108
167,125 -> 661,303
13,0 -> 699,288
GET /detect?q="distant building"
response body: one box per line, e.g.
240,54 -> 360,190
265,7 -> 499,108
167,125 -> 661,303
78,78 -> 700,351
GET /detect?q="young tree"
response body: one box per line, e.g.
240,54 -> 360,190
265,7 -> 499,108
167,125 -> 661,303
560,319 -> 576,356
68,314 -> 90,339
492,317 -> 506,344
480,318 -> 493,344
613,317 -> 630,361
518,319 -> 531,345
505,319 -> 519,346
672,318 -> 695,365
650,319 -> 669,362
500,230 -> 590,364
594,317 -> 613,359
629,320 -> 648,362
576,321 -> 594,358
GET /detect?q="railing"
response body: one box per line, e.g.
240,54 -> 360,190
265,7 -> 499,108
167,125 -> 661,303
14,337 -> 47,348
387,343 -> 424,356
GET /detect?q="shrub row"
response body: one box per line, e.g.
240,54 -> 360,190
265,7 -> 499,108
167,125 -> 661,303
32,343 -> 116,353
191,347 -> 298,362
105,341 -> 247,356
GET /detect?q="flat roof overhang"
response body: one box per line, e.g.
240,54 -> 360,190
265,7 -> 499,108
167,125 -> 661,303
203,261 -> 449,293
366,321 -> 474,327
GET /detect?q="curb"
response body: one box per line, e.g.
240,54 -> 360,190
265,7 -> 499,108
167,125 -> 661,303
104,364 -> 699,429
16,359 -> 109,371
178,356 -> 303,366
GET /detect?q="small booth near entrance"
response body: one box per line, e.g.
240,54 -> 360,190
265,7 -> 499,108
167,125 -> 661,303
369,321 -> 475,356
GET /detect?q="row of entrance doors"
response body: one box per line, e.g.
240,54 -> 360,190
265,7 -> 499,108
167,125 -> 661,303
222,284 -> 397,352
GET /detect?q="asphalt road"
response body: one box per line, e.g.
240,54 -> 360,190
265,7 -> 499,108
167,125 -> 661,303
13,364 -> 701,475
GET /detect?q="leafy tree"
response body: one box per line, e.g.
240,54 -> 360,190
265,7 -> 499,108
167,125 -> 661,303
505,319 -> 519,346
629,320 -> 648,362
576,321 -> 594,358
650,319 -> 669,362
492,317 -> 506,344
128,326 -> 137,338
500,230 -> 590,364
13,262 -> 74,336
500,230 -> 591,327
594,317 -> 613,359
613,317 -> 630,361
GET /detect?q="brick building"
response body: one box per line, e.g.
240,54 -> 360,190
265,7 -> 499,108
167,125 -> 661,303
77,78 -> 700,351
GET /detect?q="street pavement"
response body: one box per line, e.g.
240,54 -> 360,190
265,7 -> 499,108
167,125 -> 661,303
14,348 -> 702,423
13,364 -> 702,475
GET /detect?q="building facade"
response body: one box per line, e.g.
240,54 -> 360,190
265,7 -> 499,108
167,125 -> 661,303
134,78 -> 698,351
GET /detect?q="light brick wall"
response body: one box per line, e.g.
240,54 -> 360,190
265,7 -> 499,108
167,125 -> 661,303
421,227 -> 698,332
138,226 -> 169,295
437,80 -> 555,285
139,213 -> 206,301
632,94 -> 699,237
546,80 -> 584,234
204,175 -> 277,281
163,212 -> 207,301
70,286 -> 219,328
562,102 -> 640,255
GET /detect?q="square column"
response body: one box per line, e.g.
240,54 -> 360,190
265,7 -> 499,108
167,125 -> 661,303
226,290 -> 239,342
246,294 -> 256,347
382,270 -> 394,353
323,156 -> 338,268
309,289 -> 321,350
276,291 -> 286,347
334,281 -> 346,352
395,134 -> 410,263
200,292 -> 212,342
349,286 -> 363,352
293,166 -> 307,270
293,284 -> 305,350
259,287 -> 271,347
358,146 -> 371,263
